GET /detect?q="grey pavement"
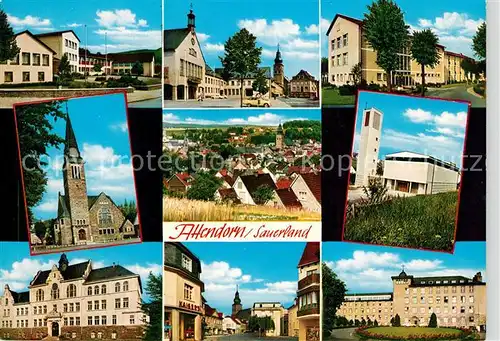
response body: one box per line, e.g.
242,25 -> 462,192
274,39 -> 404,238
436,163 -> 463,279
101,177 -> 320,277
204,333 -> 298,341
163,97 -> 319,108
426,84 -> 485,107
327,327 -> 358,340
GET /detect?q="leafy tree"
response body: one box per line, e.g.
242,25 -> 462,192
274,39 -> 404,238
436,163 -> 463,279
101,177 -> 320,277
351,62 -> 363,86
58,54 -> 71,79
220,28 -> 262,107
411,29 -> 440,96
428,313 -> 438,328
322,263 -> 347,337
376,160 -> 384,176
131,61 -> 144,77
362,177 -> 388,204
16,101 -> 66,220
251,185 -> 275,205
321,57 -> 329,81
252,69 -> 269,96
142,272 -> 162,341
354,319 -> 360,327
93,64 -> 103,73
393,314 -> 401,327
363,0 -> 410,91
460,58 -> 479,84
349,320 -> 354,327
219,144 -> 238,160
473,23 -> 486,60
0,9 -> 20,63
374,320 -> 379,327
118,199 -> 137,222
367,318 -> 373,326
390,317 -> 394,326
187,172 -> 222,201
361,318 -> 367,326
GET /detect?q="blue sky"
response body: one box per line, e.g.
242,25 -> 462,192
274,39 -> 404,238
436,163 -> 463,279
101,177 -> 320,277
165,0 -> 320,79
22,94 -> 137,221
321,0 -> 485,59
183,242 -> 306,316
163,109 -> 321,126
323,241 -> 486,293
0,242 -> 162,301
354,91 -> 469,166
3,0 -> 161,52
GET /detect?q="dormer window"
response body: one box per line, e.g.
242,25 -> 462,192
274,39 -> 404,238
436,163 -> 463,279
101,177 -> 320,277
182,254 -> 192,272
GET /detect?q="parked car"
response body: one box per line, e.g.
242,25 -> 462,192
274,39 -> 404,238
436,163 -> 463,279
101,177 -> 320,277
213,93 -> 227,99
242,96 -> 271,107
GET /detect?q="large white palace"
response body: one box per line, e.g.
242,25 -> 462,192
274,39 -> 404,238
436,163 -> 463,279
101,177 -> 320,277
0,254 -> 147,340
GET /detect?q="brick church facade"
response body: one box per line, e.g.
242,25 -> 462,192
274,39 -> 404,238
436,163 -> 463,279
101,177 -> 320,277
51,114 -> 135,246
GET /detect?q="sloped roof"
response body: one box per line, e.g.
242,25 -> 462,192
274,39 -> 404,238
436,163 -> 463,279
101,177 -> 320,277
298,242 -> 320,267
301,173 -> 321,203
57,193 -> 70,218
291,69 -> 316,81
276,177 -> 292,189
15,30 -> 57,54
164,28 -> 190,51
85,264 -> 137,283
214,66 -> 272,79
10,290 -> 30,304
31,261 -> 90,286
326,14 -> 364,36
218,188 -> 241,203
35,30 -> 81,42
239,173 -> 277,194
276,189 -> 302,209
234,308 -> 252,321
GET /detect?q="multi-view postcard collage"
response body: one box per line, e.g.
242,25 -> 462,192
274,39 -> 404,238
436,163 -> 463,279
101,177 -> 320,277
0,0 -> 488,340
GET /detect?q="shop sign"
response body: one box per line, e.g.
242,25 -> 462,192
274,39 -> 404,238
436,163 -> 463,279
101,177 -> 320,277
179,301 -> 201,312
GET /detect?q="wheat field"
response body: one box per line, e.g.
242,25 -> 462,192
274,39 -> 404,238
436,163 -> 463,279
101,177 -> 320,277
163,197 -> 321,221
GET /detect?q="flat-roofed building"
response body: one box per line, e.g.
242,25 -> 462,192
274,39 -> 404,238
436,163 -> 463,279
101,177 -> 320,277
0,31 -> 55,85
108,52 -> 155,77
338,293 -> 393,326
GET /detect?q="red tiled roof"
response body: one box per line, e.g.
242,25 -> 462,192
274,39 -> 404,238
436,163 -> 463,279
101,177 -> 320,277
223,175 -> 235,186
218,188 -> 240,203
276,177 -> 292,190
219,169 -> 229,177
301,172 -> 321,203
276,189 -> 302,209
242,153 -> 257,159
287,166 -> 313,175
176,172 -> 193,187
298,242 -> 320,267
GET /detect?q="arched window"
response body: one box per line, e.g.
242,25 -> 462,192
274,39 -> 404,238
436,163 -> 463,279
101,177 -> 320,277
36,289 -> 44,302
78,229 -> 87,240
66,284 -> 76,298
51,284 -> 59,300
87,287 -> 92,296
115,282 -> 121,293
94,286 -> 99,295
101,284 -> 107,294
123,281 -> 129,291
98,207 -> 112,225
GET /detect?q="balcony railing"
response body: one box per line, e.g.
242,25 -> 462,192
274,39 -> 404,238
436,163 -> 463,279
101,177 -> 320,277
298,273 -> 320,291
297,303 -> 319,317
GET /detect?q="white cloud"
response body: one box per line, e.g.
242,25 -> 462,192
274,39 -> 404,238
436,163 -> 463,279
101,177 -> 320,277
403,108 -> 434,123
320,18 -> 331,35
283,38 -> 319,50
434,111 -> 468,127
238,18 -> 301,45
125,263 -> 162,278
81,143 -> 121,164
110,122 -> 128,133
66,23 -> 83,28
8,14 -> 51,28
94,28 -> 161,51
204,43 -> 224,52
305,24 -> 319,35
333,251 -> 400,272
201,261 -> 253,284
95,9 -> 146,28
196,33 -> 210,43
163,113 -> 180,123
35,199 -> 58,212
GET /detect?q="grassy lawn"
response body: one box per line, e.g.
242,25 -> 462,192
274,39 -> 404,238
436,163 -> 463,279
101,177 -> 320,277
360,327 -> 462,339
143,78 -> 162,85
322,88 -> 355,106
344,192 -> 458,251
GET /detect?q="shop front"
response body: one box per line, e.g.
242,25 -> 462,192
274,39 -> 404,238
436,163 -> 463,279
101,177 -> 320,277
165,302 -> 203,341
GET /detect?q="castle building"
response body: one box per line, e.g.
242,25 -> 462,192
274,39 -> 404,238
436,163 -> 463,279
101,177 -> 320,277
164,243 -> 204,341
355,107 -> 382,187
0,254 -> 146,340
50,113 -> 135,248
276,123 -> 284,150
326,14 -> 478,87
337,270 -> 486,331
297,242 -> 320,341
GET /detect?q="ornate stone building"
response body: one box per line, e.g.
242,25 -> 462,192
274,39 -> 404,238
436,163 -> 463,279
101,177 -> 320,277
337,270 -> 486,331
0,254 -> 146,340
50,113 -> 135,247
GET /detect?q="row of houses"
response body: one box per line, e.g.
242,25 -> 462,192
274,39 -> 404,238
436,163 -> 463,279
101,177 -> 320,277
0,29 -> 157,85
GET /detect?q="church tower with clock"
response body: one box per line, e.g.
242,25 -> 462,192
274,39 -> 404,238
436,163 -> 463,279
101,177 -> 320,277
273,44 -> 285,87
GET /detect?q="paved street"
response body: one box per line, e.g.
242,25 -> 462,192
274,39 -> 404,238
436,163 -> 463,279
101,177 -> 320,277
426,84 -> 485,107
204,333 -> 298,341
327,327 -> 358,340
163,97 -> 319,108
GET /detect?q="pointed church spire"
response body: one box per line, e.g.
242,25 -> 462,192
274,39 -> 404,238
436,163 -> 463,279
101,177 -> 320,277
187,2 -> 196,31
274,43 -> 282,64
64,104 -> 81,159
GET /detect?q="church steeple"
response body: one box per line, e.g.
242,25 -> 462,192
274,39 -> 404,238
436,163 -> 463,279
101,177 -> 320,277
187,3 -> 195,32
64,109 -> 82,162
231,285 -> 242,316
273,44 -> 285,88
274,44 -> 283,64
233,285 -> 241,305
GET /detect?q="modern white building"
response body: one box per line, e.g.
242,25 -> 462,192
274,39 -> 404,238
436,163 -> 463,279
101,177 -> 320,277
382,151 -> 460,194
36,30 -> 80,73
355,107 -> 383,187
0,31 -> 55,85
